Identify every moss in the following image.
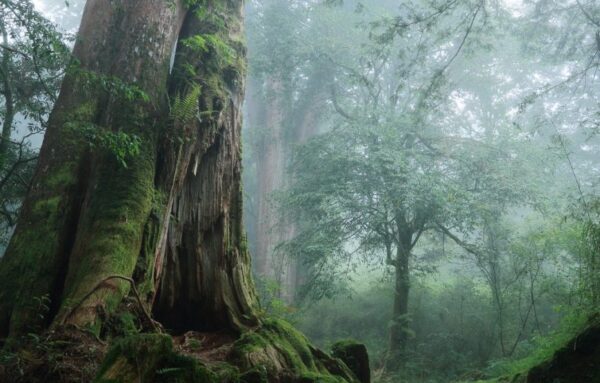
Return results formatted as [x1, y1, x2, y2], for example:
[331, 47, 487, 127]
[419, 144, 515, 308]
[211, 362, 242, 382]
[331, 340, 361, 352]
[54, 131, 158, 331]
[0, 327, 107, 383]
[0, 158, 82, 337]
[298, 372, 348, 383]
[231, 319, 358, 382]
[45, 164, 78, 189]
[238, 366, 268, 383]
[112, 312, 140, 336]
[331, 340, 369, 383]
[95, 334, 218, 383]
[132, 187, 166, 300]
[32, 196, 61, 219]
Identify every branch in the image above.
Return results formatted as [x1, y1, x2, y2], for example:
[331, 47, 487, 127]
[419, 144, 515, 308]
[440, 1, 481, 74]
[0, 43, 29, 58]
[0, 149, 37, 192]
[330, 84, 356, 121]
[385, 0, 460, 35]
[412, 1, 482, 124]
[576, 0, 600, 28]
[436, 223, 484, 258]
[410, 223, 426, 249]
[384, 237, 395, 266]
[552, 124, 592, 222]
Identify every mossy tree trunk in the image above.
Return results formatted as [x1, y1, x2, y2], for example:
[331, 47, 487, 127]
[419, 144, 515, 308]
[151, 0, 259, 333]
[0, 0, 258, 341]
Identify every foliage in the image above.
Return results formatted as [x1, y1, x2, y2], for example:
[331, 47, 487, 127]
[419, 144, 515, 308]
[254, 275, 298, 319]
[0, 0, 71, 249]
[276, 3, 535, 314]
[181, 34, 235, 65]
[578, 198, 600, 305]
[74, 123, 142, 168]
[247, 0, 600, 378]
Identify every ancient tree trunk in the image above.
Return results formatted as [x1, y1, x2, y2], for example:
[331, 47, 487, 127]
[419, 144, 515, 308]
[151, 0, 258, 332]
[0, 3, 369, 381]
[0, 0, 257, 340]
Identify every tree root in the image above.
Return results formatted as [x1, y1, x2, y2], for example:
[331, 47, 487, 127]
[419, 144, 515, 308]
[60, 275, 162, 333]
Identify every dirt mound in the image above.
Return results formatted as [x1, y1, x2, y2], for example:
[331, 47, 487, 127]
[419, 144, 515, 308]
[527, 317, 600, 383]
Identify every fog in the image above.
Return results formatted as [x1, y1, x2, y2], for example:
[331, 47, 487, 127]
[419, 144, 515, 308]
[1, 0, 599, 382]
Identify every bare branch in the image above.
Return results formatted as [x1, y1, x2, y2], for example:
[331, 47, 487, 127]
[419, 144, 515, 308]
[576, 0, 600, 28]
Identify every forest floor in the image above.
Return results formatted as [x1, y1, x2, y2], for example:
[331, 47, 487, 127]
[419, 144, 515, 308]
[0, 325, 106, 383]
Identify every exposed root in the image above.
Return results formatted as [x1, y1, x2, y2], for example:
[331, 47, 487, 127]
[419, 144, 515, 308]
[60, 275, 161, 332]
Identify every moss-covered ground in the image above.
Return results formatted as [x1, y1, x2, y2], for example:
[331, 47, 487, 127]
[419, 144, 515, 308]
[1, 317, 363, 383]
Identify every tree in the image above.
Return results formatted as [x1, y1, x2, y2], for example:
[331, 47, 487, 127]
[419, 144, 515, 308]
[0, 0, 70, 247]
[276, 0, 547, 372]
[243, 0, 354, 302]
[0, 0, 260, 338]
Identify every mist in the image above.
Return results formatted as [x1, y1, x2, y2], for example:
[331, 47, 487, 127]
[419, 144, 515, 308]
[0, 0, 599, 382]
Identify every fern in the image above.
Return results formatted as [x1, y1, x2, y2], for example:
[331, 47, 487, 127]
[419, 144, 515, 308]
[181, 35, 209, 53]
[171, 85, 202, 126]
[181, 34, 236, 65]
[204, 34, 235, 64]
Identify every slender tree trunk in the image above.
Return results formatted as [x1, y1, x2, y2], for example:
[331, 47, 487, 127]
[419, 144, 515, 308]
[387, 247, 410, 371]
[0, 17, 14, 170]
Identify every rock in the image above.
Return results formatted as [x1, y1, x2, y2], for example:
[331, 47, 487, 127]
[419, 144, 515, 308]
[331, 340, 370, 383]
[526, 317, 600, 383]
[230, 318, 359, 382]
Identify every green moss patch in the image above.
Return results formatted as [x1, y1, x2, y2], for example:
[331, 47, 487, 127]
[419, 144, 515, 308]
[230, 319, 358, 382]
[94, 334, 217, 383]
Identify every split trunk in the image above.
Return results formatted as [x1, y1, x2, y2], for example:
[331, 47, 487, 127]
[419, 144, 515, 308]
[0, 0, 257, 340]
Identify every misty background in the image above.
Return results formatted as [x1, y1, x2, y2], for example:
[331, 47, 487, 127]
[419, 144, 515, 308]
[2, 0, 599, 381]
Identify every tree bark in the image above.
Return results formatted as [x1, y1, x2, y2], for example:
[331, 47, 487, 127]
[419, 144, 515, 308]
[0, 15, 15, 170]
[151, 0, 259, 332]
[387, 248, 410, 371]
[0, 0, 258, 340]
[254, 78, 285, 280]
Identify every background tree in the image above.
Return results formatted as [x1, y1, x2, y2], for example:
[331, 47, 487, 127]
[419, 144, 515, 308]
[0, 0, 70, 247]
[243, 0, 364, 302]
[276, 1, 542, 371]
